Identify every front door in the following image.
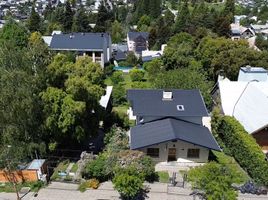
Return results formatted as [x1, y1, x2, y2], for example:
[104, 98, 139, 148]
[168, 148, 177, 162]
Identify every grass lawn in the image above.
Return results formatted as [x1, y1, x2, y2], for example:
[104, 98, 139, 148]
[105, 71, 151, 90]
[50, 160, 70, 181]
[70, 163, 78, 173]
[112, 104, 129, 115]
[0, 181, 44, 193]
[158, 171, 169, 183]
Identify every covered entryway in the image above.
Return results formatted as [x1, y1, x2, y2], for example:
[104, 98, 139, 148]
[168, 148, 177, 162]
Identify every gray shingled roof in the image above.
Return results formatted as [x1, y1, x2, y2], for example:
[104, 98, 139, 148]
[130, 118, 221, 151]
[127, 89, 208, 117]
[50, 32, 110, 51]
[128, 32, 149, 41]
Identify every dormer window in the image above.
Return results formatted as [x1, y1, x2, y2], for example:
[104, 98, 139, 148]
[177, 105, 184, 111]
[163, 91, 173, 101]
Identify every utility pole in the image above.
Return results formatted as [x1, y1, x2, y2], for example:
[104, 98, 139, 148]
[6, 145, 20, 200]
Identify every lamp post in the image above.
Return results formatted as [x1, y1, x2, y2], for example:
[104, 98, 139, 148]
[6, 145, 20, 200]
[232, 79, 259, 116]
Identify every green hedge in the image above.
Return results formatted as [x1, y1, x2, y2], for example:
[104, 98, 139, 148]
[218, 116, 268, 186]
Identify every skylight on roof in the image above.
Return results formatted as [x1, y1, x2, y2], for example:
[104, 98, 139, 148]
[177, 105, 184, 111]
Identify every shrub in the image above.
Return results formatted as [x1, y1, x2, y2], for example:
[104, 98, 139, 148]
[113, 169, 144, 199]
[87, 178, 100, 189]
[114, 150, 157, 182]
[138, 156, 157, 182]
[131, 81, 149, 89]
[157, 171, 169, 183]
[188, 162, 238, 200]
[112, 83, 126, 106]
[129, 68, 144, 82]
[83, 155, 109, 182]
[78, 179, 99, 192]
[216, 116, 268, 186]
[126, 52, 138, 67]
[110, 71, 124, 84]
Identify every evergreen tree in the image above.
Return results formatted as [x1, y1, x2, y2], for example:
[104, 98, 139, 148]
[27, 6, 41, 32]
[223, 0, 235, 23]
[149, 0, 162, 19]
[72, 6, 91, 32]
[43, 2, 54, 21]
[94, 3, 112, 32]
[174, 1, 190, 33]
[111, 20, 124, 43]
[164, 9, 175, 27]
[148, 27, 157, 49]
[63, 0, 74, 32]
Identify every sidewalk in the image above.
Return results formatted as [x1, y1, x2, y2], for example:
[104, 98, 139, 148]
[0, 181, 267, 200]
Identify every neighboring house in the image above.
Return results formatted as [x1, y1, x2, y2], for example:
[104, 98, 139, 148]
[127, 89, 220, 164]
[127, 32, 149, 54]
[141, 44, 166, 62]
[250, 23, 268, 34]
[0, 159, 47, 183]
[112, 43, 128, 61]
[230, 23, 255, 40]
[42, 30, 62, 47]
[50, 32, 112, 68]
[212, 66, 268, 152]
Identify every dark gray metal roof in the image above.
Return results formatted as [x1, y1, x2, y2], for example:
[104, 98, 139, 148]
[130, 118, 221, 151]
[50, 32, 110, 51]
[128, 32, 149, 41]
[114, 49, 127, 61]
[127, 89, 208, 117]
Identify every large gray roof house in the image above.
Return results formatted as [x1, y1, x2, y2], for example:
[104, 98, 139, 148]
[50, 32, 112, 68]
[127, 89, 220, 164]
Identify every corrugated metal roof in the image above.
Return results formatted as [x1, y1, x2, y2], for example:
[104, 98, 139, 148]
[127, 89, 208, 117]
[27, 159, 45, 170]
[130, 118, 220, 151]
[219, 80, 268, 133]
[238, 67, 268, 82]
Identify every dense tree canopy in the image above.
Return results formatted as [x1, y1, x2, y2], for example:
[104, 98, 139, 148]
[42, 55, 105, 147]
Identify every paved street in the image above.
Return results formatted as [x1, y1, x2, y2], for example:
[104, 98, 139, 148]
[0, 182, 268, 200]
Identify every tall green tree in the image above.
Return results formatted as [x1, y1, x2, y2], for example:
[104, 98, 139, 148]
[27, 5, 41, 32]
[63, 0, 74, 32]
[94, 3, 112, 32]
[223, 0, 235, 22]
[151, 65, 212, 107]
[41, 54, 105, 147]
[72, 6, 91, 32]
[111, 20, 124, 43]
[174, 1, 190, 33]
[0, 19, 29, 48]
[162, 32, 196, 69]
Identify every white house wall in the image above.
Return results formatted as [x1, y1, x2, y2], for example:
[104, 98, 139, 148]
[139, 140, 209, 163]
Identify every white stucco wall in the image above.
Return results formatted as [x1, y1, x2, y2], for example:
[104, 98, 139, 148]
[139, 140, 209, 163]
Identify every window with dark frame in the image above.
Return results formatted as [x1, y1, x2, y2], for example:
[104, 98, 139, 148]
[187, 149, 200, 158]
[147, 148, 159, 158]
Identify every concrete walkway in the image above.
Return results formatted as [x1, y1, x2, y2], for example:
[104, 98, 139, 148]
[1, 181, 267, 200]
[65, 163, 74, 174]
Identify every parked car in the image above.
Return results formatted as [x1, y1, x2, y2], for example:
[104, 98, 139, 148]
[232, 180, 268, 195]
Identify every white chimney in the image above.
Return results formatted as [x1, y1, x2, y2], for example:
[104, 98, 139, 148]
[163, 91, 173, 100]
